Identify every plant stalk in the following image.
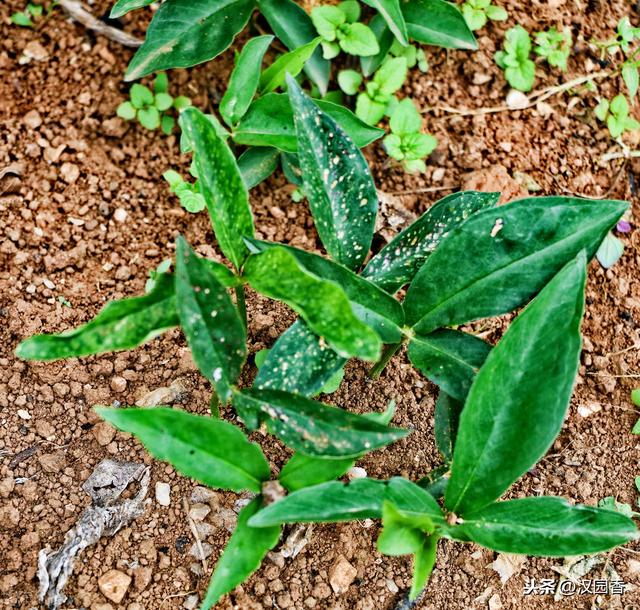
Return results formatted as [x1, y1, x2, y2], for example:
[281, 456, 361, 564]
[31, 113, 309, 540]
[235, 285, 247, 331]
[368, 342, 403, 380]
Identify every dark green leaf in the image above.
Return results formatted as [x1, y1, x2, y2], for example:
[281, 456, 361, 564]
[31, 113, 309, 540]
[220, 35, 273, 127]
[402, 0, 477, 50]
[258, 0, 330, 94]
[201, 259, 242, 288]
[238, 147, 280, 189]
[180, 107, 254, 269]
[259, 38, 320, 94]
[248, 479, 388, 526]
[15, 274, 177, 361]
[278, 404, 397, 491]
[175, 237, 246, 402]
[433, 391, 462, 463]
[243, 247, 381, 360]
[287, 76, 377, 270]
[361, 0, 408, 45]
[404, 197, 628, 334]
[233, 388, 408, 458]
[408, 329, 491, 401]
[201, 497, 280, 609]
[445, 253, 587, 515]
[362, 191, 498, 294]
[247, 239, 404, 343]
[234, 93, 383, 152]
[96, 407, 270, 492]
[385, 477, 445, 524]
[125, 0, 255, 81]
[279, 453, 355, 491]
[110, 0, 154, 18]
[416, 465, 449, 499]
[451, 497, 638, 555]
[254, 320, 346, 397]
[360, 14, 395, 77]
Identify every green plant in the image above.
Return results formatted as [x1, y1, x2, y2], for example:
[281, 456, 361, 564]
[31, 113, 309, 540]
[461, 0, 507, 32]
[534, 26, 572, 71]
[117, 73, 192, 134]
[633, 388, 640, 407]
[355, 57, 408, 124]
[311, 1, 379, 59]
[495, 25, 536, 92]
[11, 2, 43, 27]
[16, 81, 633, 608]
[595, 94, 640, 139]
[383, 98, 437, 173]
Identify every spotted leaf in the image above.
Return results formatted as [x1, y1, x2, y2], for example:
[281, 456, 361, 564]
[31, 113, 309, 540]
[233, 388, 408, 458]
[287, 75, 378, 271]
[362, 191, 498, 294]
[175, 237, 246, 402]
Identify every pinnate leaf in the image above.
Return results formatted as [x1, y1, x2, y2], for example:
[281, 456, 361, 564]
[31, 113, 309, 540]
[175, 237, 246, 403]
[287, 75, 378, 270]
[233, 388, 408, 458]
[445, 253, 587, 514]
[404, 197, 628, 334]
[180, 107, 254, 269]
[451, 497, 638, 555]
[16, 274, 177, 361]
[96, 407, 270, 492]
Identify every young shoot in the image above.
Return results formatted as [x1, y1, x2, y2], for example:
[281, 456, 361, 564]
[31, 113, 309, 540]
[495, 25, 536, 92]
[461, 0, 507, 32]
[534, 27, 572, 71]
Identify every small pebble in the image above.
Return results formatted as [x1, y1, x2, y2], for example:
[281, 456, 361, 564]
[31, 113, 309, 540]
[113, 208, 128, 223]
[17, 409, 31, 420]
[155, 482, 171, 507]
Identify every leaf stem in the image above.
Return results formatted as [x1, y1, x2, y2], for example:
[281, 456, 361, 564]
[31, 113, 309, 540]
[368, 342, 403, 380]
[235, 285, 247, 330]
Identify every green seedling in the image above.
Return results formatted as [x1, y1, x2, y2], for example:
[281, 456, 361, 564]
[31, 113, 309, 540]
[145, 259, 172, 293]
[117, 73, 191, 134]
[461, 0, 507, 32]
[595, 94, 640, 139]
[11, 2, 43, 27]
[632, 388, 640, 407]
[311, 1, 379, 59]
[163, 169, 206, 214]
[16, 78, 633, 609]
[534, 27, 572, 71]
[387, 38, 429, 72]
[355, 57, 408, 124]
[495, 25, 536, 92]
[383, 98, 437, 173]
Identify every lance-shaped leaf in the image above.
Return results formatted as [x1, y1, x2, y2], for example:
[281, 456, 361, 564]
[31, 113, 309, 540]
[234, 93, 383, 152]
[362, 191, 498, 294]
[175, 237, 246, 402]
[408, 329, 491, 401]
[278, 404, 397, 491]
[287, 75, 378, 271]
[361, 0, 408, 45]
[385, 477, 446, 524]
[233, 388, 408, 458]
[243, 247, 381, 361]
[110, 0, 154, 18]
[249, 479, 388, 526]
[247, 239, 404, 343]
[404, 197, 628, 334]
[402, 0, 477, 50]
[259, 38, 320, 94]
[255, 320, 346, 397]
[15, 273, 177, 361]
[125, 0, 255, 81]
[238, 147, 280, 190]
[96, 407, 270, 492]
[220, 35, 273, 127]
[201, 497, 280, 609]
[360, 14, 395, 77]
[258, 0, 329, 94]
[433, 391, 462, 463]
[180, 107, 254, 269]
[445, 253, 587, 515]
[450, 497, 638, 556]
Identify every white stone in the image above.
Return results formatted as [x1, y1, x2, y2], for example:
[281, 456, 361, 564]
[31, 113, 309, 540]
[155, 482, 171, 507]
[113, 208, 128, 223]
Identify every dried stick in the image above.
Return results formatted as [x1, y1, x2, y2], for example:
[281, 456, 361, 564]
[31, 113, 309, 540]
[57, 0, 143, 48]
